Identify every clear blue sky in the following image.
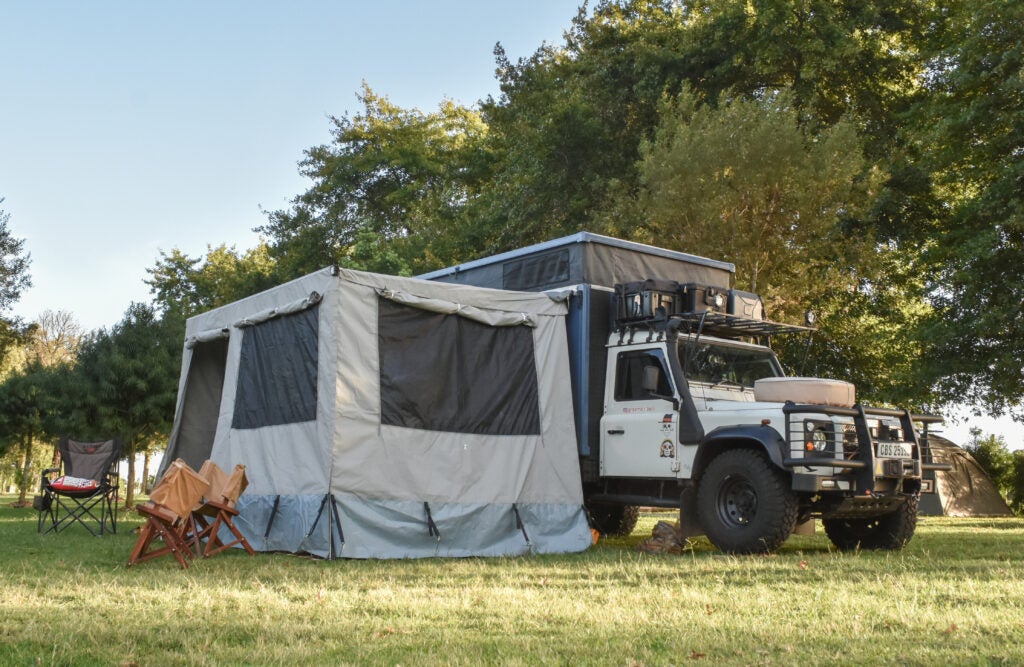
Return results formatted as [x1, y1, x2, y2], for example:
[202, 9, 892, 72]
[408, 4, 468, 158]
[0, 2, 1018, 447]
[1, 0, 581, 331]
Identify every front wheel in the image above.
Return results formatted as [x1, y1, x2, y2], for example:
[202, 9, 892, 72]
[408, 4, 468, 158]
[823, 495, 919, 551]
[696, 449, 798, 554]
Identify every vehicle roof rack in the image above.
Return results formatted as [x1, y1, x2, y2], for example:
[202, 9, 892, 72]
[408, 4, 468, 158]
[670, 312, 814, 337]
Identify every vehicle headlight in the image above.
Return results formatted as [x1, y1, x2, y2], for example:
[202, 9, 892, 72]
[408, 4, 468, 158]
[804, 421, 831, 453]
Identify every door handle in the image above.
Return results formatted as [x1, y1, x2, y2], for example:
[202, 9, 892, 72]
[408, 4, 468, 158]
[607, 428, 624, 435]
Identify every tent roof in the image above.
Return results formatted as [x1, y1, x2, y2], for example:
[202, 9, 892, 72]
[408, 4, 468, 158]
[921, 435, 1013, 517]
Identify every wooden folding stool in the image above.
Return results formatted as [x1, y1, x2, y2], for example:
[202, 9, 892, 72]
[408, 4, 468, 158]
[127, 459, 209, 569]
[188, 461, 255, 558]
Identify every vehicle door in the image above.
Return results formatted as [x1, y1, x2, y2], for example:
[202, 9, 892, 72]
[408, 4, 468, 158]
[600, 347, 679, 477]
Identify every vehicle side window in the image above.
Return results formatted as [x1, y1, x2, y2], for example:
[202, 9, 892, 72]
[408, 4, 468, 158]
[614, 349, 674, 401]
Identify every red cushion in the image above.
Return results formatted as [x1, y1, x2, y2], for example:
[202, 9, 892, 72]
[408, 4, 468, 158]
[50, 475, 99, 492]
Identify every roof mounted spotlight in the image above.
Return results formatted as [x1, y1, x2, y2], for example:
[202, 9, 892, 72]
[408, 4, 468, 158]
[805, 310, 817, 327]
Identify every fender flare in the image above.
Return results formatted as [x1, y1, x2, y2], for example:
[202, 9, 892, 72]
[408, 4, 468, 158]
[692, 425, 789, 480]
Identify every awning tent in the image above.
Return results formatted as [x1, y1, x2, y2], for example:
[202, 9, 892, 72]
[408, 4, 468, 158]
[159, 267, 592, 558]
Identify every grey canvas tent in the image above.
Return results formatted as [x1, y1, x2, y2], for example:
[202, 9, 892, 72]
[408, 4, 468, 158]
[920, 435, 1013, 517]
[158, 267, 593, 558]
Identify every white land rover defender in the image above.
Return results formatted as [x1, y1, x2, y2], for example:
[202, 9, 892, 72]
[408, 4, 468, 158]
[592, 279, 947, 553]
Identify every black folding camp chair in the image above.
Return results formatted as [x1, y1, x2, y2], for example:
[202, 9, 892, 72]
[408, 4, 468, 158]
[36, 438, 121, 536]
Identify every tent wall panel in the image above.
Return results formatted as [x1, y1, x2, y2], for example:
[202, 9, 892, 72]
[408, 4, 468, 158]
[333, 497, 590, 559]
[234, 494, 334, 555]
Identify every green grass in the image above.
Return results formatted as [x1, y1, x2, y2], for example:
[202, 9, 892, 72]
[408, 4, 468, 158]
[3, 499, 1024, 666]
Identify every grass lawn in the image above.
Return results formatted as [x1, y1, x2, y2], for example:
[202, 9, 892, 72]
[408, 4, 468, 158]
[2, 497, 1023, 666]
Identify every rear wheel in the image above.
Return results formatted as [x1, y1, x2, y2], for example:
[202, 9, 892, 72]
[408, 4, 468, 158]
[587, 504, 640, 537]
[696, 449, 798, 554]
[823, 495, 919, 551]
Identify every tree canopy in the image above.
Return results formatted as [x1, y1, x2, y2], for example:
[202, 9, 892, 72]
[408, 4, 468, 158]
[3, 0, 1020, 506]
[133, 0, 1024, 423]
[0, 200, 32, 369]
[912, 0, 1024, 418]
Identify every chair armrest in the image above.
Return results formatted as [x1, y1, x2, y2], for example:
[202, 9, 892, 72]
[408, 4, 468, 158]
[39, 468, 59, 493]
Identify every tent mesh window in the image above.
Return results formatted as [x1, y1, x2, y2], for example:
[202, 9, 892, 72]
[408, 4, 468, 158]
[502, 249, 571, 291]
[232, 305, 319, 429]
[378, 298, 541, 436]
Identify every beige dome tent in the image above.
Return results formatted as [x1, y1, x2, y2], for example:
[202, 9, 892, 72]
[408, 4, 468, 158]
[920, 435, 1013, 516]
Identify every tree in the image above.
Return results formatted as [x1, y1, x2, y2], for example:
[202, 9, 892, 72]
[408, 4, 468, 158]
[147, 244, 276, 320]
[623, 90, 876, 308]
[75, 303, 181, 507]
[609, 89, 931, 404]
[27, 310, 83, 367]
[1012, 450, 1024, 515]
[964, 427, 1016, 506]
[259, 85, 491, 281]
[913, 0, 1024, 415]
[0, 200, 31, 313]
[0, 199, 32, 367]
[477, 0, 933, 253]
[0, 362, 71, 505]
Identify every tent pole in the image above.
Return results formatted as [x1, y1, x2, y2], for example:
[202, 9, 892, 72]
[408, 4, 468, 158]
[264, 495, 281, 539]
[329, 494, 344, 559]
[512, 503, 532, 548]
[307, 494, 330, 538]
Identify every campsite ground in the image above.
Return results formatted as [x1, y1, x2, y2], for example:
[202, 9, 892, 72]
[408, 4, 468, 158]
[3, 498, 1023, 666]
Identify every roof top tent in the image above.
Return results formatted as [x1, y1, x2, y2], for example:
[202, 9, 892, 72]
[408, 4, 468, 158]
[420, 233, 736, 476]
[159, 267, 592, 559]
[417, 231, 734, 292]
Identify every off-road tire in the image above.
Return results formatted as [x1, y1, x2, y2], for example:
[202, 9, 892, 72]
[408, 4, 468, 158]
[823, 494, 919, 551]
[696, 449, 798, 554]
[587, 504, 640, 537]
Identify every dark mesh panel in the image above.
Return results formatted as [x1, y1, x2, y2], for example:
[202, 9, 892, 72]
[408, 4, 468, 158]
[232, 306, 319, 429]
[502, 249, 571, 291]
[378, 298, 541, 436]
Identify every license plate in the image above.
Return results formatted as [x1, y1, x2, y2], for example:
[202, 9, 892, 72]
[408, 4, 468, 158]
[877, 442, 912, 458]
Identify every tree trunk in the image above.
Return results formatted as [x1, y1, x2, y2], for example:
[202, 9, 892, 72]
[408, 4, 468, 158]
[124, 437, 137, 509]
[17, 435, 35, 507]
[142, 450, 151, 494]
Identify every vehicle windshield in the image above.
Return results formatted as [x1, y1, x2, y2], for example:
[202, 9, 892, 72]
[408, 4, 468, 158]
[680, 339, 783, 388]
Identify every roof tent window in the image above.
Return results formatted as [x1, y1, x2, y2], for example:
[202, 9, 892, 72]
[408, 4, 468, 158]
[378, 298, 541, 436]
[232, 305, 319, 429]
[502, 249, 570, 291]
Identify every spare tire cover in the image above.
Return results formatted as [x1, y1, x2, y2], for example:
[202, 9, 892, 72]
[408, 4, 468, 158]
[753, 377, 856, 408]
